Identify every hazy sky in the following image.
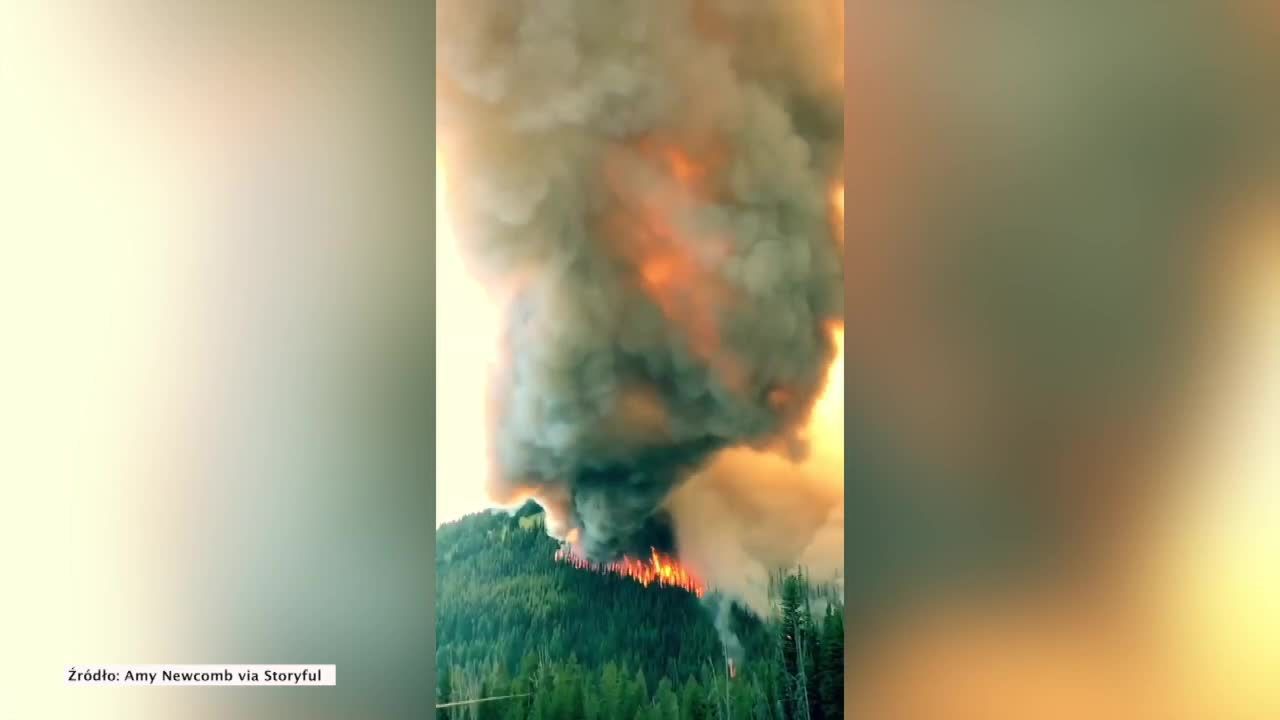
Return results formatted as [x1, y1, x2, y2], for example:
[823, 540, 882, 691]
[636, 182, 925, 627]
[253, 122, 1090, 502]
[435, 158, 504, 527]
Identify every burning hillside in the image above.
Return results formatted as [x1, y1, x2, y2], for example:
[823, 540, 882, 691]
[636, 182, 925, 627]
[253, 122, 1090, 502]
[436, 0, 845, 648]
[555, 545, 707, 598]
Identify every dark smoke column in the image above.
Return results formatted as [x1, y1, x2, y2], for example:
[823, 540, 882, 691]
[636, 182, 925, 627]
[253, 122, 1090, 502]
[437, 0, 844, 562]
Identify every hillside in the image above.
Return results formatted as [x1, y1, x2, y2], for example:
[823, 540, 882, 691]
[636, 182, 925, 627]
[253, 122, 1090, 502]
[436, 504, 845, 719]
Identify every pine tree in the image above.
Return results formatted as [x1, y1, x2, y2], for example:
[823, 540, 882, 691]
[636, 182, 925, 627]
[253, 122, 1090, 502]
[437, 511, 848, 720]
[730, 676, 756, 720]
[803, 604, 822, 719]
[681, 677, 707, 720]
[601, 661, 623, 720]
[818, 604, 844, 720]
[653, 676, 678, 720]
[778, 574, 805, 719]
[632, 667, 650, 713]
[439, 664, 453, 706]
[582, 670, 602, 720]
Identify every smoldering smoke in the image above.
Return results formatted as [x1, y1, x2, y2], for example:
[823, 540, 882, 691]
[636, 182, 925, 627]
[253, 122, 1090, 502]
[437, 0, 842, 566]
[704, 592, 745, 667]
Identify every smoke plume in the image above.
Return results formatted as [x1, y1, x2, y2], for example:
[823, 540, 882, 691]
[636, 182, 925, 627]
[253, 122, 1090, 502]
[704, 592, 745, 667]
[437, 0, 843, 584]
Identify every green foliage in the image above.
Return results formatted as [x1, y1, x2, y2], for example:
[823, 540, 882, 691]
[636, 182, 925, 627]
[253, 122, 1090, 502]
[818, 606, 845, 720]
[437, 507, 845, 718]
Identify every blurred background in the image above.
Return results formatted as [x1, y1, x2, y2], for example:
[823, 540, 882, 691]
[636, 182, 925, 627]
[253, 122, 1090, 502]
[4, 1, 1279, 717]
[844, 2, 1278, 718]
[1, 2, 434, 718]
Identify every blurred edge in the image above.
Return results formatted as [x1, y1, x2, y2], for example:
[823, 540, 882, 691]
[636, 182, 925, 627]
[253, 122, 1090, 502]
[0, 1, 436, 718]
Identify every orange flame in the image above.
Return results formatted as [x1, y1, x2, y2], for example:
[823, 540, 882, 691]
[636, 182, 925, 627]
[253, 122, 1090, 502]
[604, 139, 746, 392]
[555, 545, 707, 598]
[664, 147, 705, 188]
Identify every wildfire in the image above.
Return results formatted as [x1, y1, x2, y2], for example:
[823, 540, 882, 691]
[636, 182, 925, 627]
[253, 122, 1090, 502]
[664, 147, 705, 188]
[555, 546, 707, 598]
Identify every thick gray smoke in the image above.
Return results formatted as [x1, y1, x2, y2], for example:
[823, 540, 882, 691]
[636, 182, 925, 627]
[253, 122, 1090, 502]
[437, 0, 843, 563]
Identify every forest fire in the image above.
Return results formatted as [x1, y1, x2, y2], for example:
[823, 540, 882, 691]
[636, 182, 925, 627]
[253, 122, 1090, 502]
[555, 546, 707, 598]
[440, 0, 844, 612]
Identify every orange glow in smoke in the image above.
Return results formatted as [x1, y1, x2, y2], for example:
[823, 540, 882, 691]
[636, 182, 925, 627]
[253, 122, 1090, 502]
[614, 142, 748, 392]
[641, 256, 678, 288]
[768, 387, 794, 411]
[665, 147, 705, 188]
[808, 323, 845, 453]
[556, 546, 707, 598]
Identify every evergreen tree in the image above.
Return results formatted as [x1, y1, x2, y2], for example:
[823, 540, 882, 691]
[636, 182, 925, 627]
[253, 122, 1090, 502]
[654, 677, 680, 720]
[818, 605, 844, 720]
[437, 509, 846, 719]
[439, 663, 453, 705]
[631, 667, 649, 714]
[803, 608, 822, 719]
[680, 677, 707, 720]
[600, 661, 623, 720]
[582, 671, 602, 720]
[778, 574, 806, 719]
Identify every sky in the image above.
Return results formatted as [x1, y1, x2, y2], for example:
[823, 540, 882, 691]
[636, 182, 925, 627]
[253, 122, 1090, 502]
[435, 157, 504, 526]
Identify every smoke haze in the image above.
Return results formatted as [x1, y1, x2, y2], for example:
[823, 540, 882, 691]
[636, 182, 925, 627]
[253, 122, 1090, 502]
[436, 0, 844, 583]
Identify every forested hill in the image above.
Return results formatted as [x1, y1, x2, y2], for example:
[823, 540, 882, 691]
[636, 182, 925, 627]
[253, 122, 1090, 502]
[436, 504, 723, 683]
[436, 504, 845, 719]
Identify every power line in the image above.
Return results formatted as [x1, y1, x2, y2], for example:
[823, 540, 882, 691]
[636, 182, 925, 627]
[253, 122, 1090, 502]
[435, 692, 531, 709]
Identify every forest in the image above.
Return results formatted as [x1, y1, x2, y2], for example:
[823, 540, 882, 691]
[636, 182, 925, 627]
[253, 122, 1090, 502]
[436, 503, 845, 719]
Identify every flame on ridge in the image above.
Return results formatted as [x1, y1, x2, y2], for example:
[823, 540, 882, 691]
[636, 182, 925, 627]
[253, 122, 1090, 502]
[555, 546, 707, 598]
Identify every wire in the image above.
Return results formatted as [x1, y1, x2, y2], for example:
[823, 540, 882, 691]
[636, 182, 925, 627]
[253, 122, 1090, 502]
[435, 692, 532, 709]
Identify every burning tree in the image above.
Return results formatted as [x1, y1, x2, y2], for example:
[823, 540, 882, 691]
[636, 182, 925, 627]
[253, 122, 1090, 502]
[555, 544, 707, 597]
[436, 0, 846, 711]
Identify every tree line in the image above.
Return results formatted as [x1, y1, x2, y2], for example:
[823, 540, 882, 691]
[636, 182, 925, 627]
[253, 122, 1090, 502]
[436, 504, 844, 719]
